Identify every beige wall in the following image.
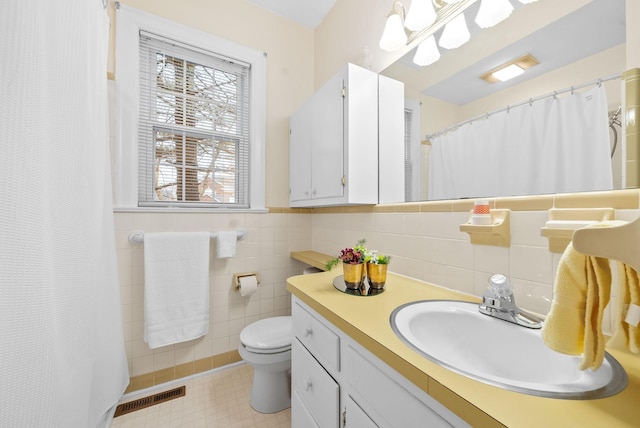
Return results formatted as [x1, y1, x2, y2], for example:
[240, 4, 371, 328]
[628, 0, 640, 70]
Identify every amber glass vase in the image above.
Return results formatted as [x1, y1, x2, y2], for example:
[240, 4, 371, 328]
[342, 263, 365, 289]
[366, 263, 388, 289]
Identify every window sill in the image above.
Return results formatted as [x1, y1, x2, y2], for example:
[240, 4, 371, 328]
[113, 206, 269, 214]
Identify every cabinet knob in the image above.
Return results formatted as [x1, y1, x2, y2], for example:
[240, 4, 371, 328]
[305, 380, 313, 391]
[304, 327, 313, 337]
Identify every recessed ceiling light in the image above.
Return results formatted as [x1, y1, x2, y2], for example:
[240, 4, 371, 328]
[492, 64, 525, 81]
[480, 54, 539, 83]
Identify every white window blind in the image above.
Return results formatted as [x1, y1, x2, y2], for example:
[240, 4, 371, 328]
[137, 31, 250, 207]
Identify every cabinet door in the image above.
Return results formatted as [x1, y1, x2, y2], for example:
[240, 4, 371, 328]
[378, 74, 405, 204]
[346, 344, 453, 428]
[292, 338, 340, 427]
[289, 98, 313, 202]
[292, 390, 320, 428]
[310, 69, 344, 201]
[345, 395, 378, 428]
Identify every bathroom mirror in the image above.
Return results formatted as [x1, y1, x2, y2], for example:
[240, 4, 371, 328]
[381, 0, 627, 201]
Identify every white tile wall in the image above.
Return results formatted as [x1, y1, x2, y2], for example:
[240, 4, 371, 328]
[114, 211, 311, 377]
[115, 207, 640, 378]
[312, 208, 640, 332]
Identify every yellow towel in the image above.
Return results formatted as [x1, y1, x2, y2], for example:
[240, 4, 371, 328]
[541, 242, 611, 370]
[609, 262, 640, 354]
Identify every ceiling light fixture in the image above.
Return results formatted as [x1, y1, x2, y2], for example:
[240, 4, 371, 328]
[475, 0, 514, 29]
[492, 64, 524, 81]
[480, 54, 539, 83]
[378, 0, 537, 68]
[379, 1, 408, 52]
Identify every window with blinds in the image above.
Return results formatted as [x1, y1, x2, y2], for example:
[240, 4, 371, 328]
[137, 32, 250, 208]
[404, 107, 414, 202]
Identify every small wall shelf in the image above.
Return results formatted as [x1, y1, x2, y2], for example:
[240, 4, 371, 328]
[540, 208, 615, 253]
[460, 209, 511, 247]
[573, 216, 640, 272]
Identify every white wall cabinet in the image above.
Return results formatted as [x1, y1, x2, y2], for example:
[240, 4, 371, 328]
[291, 296, 470, 428]
[289, 63, 404, 207]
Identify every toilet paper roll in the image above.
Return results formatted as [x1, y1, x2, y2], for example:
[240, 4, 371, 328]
[238, 275, 258, 297]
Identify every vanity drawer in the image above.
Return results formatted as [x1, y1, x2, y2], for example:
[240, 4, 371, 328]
[293, 301, 340, 371]
[292, 338, 340, 428]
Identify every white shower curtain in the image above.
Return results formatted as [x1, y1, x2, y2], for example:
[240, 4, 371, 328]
[428, 85, 614, 200]
[0, 1, 129, 427]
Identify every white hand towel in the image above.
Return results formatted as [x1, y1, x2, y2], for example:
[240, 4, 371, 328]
[143, 232, 210, 349]
[216, 230, 237, 258]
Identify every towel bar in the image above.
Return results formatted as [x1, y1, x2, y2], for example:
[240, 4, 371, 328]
[128, 230, 246, 245]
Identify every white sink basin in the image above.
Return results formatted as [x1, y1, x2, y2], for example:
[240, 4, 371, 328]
[390, 300, 627, 399]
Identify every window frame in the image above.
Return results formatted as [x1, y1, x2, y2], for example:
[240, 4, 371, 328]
[404, 99, 422, 202]
[114, 4, 266, 211]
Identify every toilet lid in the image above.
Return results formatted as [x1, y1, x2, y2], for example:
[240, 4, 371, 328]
[240, 316, 292, 354]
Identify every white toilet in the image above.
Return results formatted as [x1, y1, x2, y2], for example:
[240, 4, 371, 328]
[238, 316, 292, 413]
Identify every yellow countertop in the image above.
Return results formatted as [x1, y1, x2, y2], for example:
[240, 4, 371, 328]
[287, 253, 640, 428]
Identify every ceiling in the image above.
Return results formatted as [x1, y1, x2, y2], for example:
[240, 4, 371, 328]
[249, 0, 626, 105]
[414, 0, 626, 105]
[246, 0, 336, 29]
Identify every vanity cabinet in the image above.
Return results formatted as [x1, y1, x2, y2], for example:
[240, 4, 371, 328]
[289, 63, 404, 207]
[291, 296, 468, 428]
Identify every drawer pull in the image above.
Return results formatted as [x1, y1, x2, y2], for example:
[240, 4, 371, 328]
[305, 327, 313, 337]
[305, 380, 313, 391]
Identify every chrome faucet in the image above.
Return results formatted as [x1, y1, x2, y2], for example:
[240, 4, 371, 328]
[478, 274, 543, 329]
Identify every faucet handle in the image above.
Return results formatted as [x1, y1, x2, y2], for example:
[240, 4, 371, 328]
[488, 273, 513, 299]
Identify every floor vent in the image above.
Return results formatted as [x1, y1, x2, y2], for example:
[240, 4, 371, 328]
[114, 386, 186, 417]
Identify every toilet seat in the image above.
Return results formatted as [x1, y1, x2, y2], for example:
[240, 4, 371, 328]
[240, 316, 292, 354]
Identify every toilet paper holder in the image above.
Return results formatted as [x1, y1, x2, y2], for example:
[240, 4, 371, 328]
[234, 272, 260, 289]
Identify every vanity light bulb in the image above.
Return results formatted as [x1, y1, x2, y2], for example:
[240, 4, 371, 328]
[438, 13, 470, 50]
[379, 12, 407, 51]
[413, 35, 440, 66]
[405, 0, 437, 31]
[475, 0, 513, 29]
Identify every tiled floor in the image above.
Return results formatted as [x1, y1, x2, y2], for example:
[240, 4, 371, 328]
[110, 363, 291, 428]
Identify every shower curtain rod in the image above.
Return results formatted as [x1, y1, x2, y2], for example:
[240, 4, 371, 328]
[425, 72, 622, 141]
